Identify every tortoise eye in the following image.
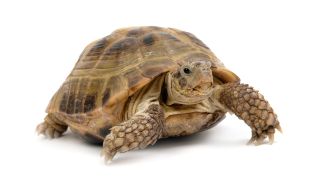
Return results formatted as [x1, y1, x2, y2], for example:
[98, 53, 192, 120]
[183, 67, 192, 75]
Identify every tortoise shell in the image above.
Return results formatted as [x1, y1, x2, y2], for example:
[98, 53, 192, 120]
[46, 26, 223, 116]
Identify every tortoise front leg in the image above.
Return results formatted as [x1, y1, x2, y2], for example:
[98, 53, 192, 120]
[217, 82, 282, 145]
[101, 103, 164, 162]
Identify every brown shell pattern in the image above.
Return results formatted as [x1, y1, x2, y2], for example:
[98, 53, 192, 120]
[46, 26, 222, 115]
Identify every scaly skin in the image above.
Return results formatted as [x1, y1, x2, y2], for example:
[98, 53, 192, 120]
[219, 82, 282, 145]
[101, 104, 164, 162]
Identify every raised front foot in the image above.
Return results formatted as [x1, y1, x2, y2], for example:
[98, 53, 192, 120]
[36, 114, 68, 138]
[219, 83, 282, 145]
[101, 104, 164, 162]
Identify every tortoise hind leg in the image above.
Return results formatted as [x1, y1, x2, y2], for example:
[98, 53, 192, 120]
[36, 113, 68, 138]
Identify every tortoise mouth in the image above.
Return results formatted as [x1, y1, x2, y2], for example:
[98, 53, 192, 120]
[178, 82, 213, 97]
[193, 82, 212, 92]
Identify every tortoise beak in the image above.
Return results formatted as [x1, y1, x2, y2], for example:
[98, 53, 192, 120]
[212, 67, 240, 83]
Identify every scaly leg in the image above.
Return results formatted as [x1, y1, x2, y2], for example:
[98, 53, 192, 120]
[101, 103, 164, 162]
[36, 113, 68, 138]
[218, 83, 282, 145]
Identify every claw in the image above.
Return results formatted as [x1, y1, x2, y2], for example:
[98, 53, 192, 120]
[247, 131, 257, 145]
[36, 128, 42, 135]
[100, 150, 105, 157]
[101, 148, 116, 164]
[53, 131, 61, 138]
[247, 136, 256, 145]
[36, 123, 46, 135]
[45, 128, 54, 138]
[247, 139, 254, 145]
[104, 154, 113, 164]
[268, 133, 274, 144]
[105, 159, 112, 165]
[254, 136, 265, 146]
[104, 154, 115, 164]
[275, 124, 283, 133]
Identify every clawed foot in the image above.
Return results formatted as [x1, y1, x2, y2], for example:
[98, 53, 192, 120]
[101, 111, 162, 162]
[219, 83, 282, 146]
[36, 122, 64, 138]
[100, 126, 141, 163]
[247, 124, 282, 145]
[100, 131, 120, 163]
[36, 114, 68, 139]
[100, 122, 158, 162]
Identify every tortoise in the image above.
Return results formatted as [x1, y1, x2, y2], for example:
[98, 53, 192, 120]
[36, 26, 282, 162]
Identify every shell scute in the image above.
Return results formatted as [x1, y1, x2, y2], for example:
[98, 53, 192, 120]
[104, 37, 138, 56]
[139, 59, 177, 78]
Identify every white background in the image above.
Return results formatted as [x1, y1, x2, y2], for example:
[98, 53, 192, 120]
[0, 0, 319, 182]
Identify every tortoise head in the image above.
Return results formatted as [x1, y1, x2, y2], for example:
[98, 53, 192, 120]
[165, 60, 239, 105]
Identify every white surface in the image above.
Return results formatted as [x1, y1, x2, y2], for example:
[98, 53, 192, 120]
[0, 0, 319, 183]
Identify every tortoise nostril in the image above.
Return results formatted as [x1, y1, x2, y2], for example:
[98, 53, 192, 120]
[179, 78, 187, 88]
